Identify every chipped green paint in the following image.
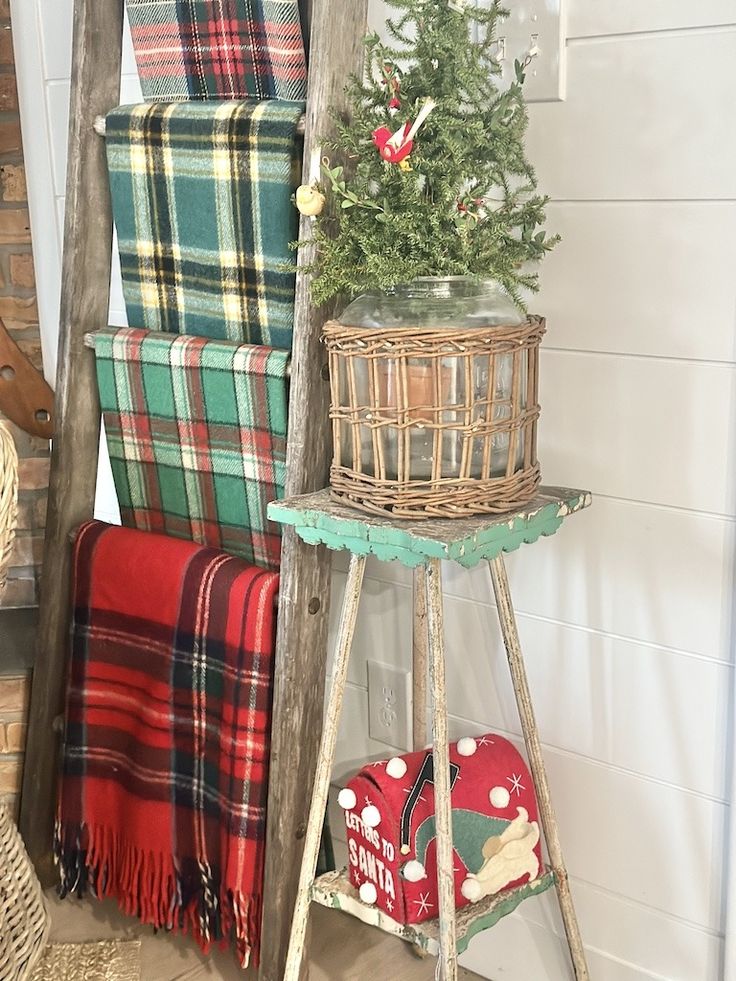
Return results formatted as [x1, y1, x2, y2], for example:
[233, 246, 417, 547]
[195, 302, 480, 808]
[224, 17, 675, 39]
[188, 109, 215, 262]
[310, 868, 556, 956]
[269, 487, 591, 569]
[455, 872, 555, 954]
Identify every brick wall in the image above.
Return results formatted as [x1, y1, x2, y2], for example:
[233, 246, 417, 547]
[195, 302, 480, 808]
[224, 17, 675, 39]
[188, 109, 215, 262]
[0, 2, 49, 816]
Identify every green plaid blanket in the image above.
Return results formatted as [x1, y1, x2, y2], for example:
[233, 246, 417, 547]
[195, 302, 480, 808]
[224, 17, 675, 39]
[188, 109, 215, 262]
[95, 328, 289, 570]
[106, 101, 303, 348]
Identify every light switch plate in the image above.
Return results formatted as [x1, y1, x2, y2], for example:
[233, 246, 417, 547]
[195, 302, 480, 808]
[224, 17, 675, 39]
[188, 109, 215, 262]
[478, 0, 566, 102]
[367, 660, 412, 751]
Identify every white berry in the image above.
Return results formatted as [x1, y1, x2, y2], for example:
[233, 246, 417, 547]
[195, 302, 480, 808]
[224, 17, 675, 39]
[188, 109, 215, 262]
[337, 788, 357, 810]
[457, 737, 477, 757]
[361, 805, 381, 828]
[490, 786, 511, 809]
[386, 757, 408, 779]
[402, 860, 427, 883]
[359, 882, 378, 905]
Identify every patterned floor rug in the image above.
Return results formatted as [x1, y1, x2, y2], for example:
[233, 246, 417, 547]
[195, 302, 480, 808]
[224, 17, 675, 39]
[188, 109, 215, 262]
[30, 940, 141, 981]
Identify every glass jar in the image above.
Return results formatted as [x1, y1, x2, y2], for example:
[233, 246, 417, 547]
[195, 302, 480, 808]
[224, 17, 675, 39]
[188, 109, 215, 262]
[338, 276, 526, 482]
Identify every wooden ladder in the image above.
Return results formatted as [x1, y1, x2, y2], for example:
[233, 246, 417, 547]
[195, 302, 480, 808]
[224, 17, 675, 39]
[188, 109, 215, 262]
[17, 2, 369, 978]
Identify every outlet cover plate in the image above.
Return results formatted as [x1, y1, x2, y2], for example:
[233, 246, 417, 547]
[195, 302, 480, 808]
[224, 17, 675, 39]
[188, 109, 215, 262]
[368, 660, 412, 752]
[478, 0, 566, 102]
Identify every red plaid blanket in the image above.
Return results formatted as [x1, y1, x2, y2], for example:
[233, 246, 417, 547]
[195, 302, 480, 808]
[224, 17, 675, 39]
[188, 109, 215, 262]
[55, 521, 279, 967]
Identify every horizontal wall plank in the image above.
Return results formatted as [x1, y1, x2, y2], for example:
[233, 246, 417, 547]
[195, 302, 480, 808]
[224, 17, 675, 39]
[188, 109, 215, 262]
[331, 572, 730, 799]
[537, 202, 736, 363]
[462, 906, 717, 981]
[526, 31, 736, 200]
[517, 875, 723, 981]
[334, 499, 734, 662]
[538, 352, 736, 516]
[449, 500, 733, 663]
[334, 685, 726, 932]
[568, 1, 736, 38]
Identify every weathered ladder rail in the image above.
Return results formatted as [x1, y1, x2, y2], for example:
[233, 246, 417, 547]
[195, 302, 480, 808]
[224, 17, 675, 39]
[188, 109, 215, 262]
[19, 13, 372, 981]
[259, 4, 369, 978]
[19, 0, 125, 882]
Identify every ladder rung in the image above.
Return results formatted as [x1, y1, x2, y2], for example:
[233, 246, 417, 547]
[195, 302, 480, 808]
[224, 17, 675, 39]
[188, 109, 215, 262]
[94, 113, 307, 137]
[83, 331, 292, 376]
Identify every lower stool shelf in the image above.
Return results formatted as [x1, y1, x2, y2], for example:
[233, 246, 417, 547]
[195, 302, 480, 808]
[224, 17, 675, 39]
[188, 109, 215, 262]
[311, 868, 556, 957]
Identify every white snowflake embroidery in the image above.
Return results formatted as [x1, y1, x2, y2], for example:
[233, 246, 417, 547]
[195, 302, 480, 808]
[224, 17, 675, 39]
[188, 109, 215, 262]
[477, 736, 495, 748]
[413, 892, 433, 916]
[367, 760, 386, 768]
[402, 788, 427, 803]
[364, 796, 373, 806]
[507, 773, 525, 796]
[386, 898, 394, 913]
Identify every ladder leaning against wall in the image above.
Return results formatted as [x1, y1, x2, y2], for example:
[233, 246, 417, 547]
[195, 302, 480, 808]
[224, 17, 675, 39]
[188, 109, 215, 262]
[18, 2, 369, 978]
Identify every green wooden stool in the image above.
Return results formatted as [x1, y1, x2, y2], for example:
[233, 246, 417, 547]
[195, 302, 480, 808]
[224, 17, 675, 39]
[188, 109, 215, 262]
[269, 486, 592, 981]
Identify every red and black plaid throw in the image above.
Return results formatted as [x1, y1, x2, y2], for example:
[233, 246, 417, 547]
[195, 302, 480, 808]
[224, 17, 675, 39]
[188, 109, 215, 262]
[55, 521, 279, 967]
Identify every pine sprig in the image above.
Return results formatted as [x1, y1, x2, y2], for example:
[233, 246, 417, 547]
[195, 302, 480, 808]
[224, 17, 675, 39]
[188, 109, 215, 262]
[305, 0, 558, 307]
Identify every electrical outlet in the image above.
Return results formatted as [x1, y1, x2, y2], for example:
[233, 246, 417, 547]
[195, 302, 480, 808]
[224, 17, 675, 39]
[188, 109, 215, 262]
[367, 660, 412, 751]
[477, 0, 566, 102]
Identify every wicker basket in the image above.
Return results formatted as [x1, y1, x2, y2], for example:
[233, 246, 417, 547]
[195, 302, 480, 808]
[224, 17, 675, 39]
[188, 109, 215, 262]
[0, 420, 18, 586]
[325, 316, 545, 518]
[0, 805, 50, 980]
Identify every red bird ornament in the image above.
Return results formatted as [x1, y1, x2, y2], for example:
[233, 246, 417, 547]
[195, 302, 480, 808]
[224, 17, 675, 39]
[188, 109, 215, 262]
[372, 98, 436, 165]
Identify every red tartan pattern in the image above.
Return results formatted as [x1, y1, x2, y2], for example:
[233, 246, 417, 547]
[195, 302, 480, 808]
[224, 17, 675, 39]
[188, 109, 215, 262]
[127, 1, 307, 102]
[56, 521, 279, 968]
[95, 328, 288, 572]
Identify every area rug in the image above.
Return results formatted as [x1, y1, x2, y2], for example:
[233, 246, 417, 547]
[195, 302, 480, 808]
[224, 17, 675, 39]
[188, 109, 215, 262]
[30, 940, 141, 981]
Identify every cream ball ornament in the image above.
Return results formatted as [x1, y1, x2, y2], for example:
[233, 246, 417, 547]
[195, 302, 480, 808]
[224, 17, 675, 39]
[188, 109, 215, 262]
[295, 183, 326, 217]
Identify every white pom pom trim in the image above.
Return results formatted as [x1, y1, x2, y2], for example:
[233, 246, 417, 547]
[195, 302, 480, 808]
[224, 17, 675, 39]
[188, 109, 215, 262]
[386, 757, 408, 779]
[361, 804, 382, 828]
[489, 786, 511, 809]
[359, 882, 378, 905]
[457, 737, 478, 757]
[461, 877, 482, 903]
[402, 860, 427, 883]
[337, 788, 357, 810]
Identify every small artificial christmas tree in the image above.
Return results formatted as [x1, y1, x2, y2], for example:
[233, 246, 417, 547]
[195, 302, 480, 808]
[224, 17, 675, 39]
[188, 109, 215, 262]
[306, 0, 558, 307]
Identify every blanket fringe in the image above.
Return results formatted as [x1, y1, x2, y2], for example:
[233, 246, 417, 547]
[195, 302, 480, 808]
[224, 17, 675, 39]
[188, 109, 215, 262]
[55, 822, 260, 967]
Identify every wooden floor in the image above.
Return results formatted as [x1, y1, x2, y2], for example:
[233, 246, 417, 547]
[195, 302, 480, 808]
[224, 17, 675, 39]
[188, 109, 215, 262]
[46, 890, 484, 980]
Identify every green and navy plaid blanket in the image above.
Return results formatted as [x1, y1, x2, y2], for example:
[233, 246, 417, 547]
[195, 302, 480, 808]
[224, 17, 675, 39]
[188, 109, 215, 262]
[126, 0, 308, 103]
[106, 101, 303, 348]
[95, 328, 288, 570]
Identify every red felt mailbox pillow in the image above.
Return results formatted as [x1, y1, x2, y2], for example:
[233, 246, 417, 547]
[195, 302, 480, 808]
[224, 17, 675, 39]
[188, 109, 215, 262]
[339, 733, 542, 924]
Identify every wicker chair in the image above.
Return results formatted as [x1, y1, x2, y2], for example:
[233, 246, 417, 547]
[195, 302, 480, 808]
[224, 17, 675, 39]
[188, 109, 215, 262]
[0, 420, 50, 979]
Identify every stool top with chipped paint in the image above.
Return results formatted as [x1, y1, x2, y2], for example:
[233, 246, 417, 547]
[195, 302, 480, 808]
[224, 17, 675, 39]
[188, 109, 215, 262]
[268, 487, 591, 569]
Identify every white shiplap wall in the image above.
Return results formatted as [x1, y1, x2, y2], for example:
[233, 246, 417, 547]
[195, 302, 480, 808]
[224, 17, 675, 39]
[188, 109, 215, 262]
[12, 1, 735, 979]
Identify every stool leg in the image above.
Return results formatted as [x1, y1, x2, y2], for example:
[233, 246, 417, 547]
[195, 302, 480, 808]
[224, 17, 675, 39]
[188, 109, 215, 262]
[425, 558, 458, 981]
[488, 555, 590, 981]
[412, 565, 428, 752]
[284, 554, 367, 981]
